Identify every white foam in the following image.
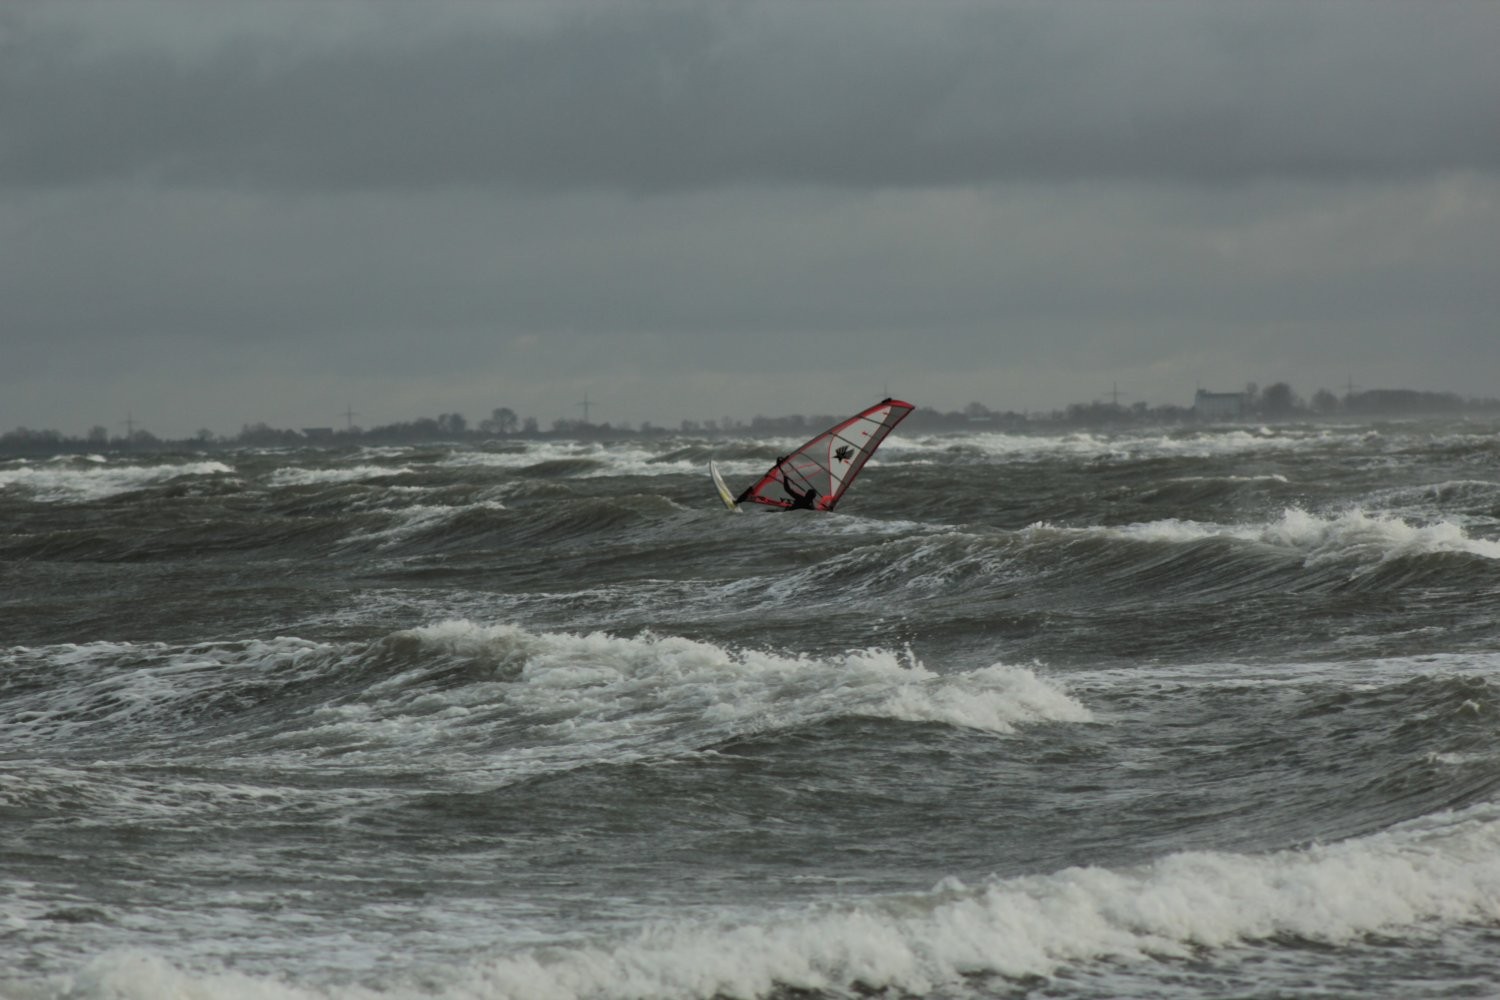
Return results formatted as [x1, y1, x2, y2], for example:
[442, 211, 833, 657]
[437, 442, 583, 469]
[267, 465, 414, 486]
[40, 804, 1500, 1000]
[339, 500, 507, 548]
[399, 621, 1090, 744]
[1070, 649, 1500, 693]
[0, 461, 235, 502]
[1029, 507, 1500, 565]
[870, 662, 1092, 732]
[896, 426, 1351, 464]
[4, 625, 1088, 804]
[922, 422, 1500, 465]
[441, 441, 691, 477]
[1166, 473, 1290, 484]
[53, 453, 109, 464]
[423, 802, 1500, 998]
[0, 637, 337, 752]
[1255, 507, 1500, 564]
[41, 951, 334, 1000]
[220, 624, 1090, 790]
[0, 764, 326, 833]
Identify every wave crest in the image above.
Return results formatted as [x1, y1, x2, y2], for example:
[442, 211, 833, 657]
[0, 460, 235, 502]
[44, 804, 1500, 1000]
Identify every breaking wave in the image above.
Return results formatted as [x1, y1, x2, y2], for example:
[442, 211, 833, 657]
[0, 460, 235, 502]
[32, 802, 1500, 1000]
[1028, 506, 1500, 568]
[267, 464, 415, 486]
[1, 623, 1090, 771]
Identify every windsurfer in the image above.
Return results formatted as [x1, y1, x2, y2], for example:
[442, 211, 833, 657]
[781, 476, 820, 510]
[724, 399, 912, 512]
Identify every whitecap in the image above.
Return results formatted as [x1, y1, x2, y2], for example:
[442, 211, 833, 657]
[1028, 507, 1500, 565]
[267, 465, 414, 486]
[439, 801, 1500, 999]
[0, 461, 235, 502]
[46, 803, 1500, 1000]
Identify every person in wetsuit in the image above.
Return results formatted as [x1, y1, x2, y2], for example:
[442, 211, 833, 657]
[733, 458, 823, 510]
[782, 476, 820, 510]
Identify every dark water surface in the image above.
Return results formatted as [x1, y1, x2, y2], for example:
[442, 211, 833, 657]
[3, 420, 1500, 999]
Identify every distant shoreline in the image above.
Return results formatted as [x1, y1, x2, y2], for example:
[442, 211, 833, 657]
[4, 394, 1497, 459]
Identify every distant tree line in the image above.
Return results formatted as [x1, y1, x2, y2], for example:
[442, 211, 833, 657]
[6, 388, 1500, 456]
[904, 384, 1500, 431]
[1231, 383, 1496, 419]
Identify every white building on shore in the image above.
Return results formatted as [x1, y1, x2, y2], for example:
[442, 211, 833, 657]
[1194, 390, 1246, 421]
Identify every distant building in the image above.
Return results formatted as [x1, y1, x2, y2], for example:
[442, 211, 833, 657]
[1194, 390, 1245, 421]
[301, 427, 335, 440]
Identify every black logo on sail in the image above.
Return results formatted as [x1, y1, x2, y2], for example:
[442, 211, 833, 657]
[834, 445, 854, 462]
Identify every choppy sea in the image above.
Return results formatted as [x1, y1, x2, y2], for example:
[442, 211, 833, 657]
[3, 418, 1500, 999]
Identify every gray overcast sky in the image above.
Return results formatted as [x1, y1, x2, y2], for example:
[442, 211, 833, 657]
[4, 0, 1498, 437]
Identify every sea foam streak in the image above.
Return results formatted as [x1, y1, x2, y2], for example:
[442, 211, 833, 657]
[453, 804, 1500, 1000]
[440, 441, 694, 477]
[0, 460, 234, 502]
[1031, 507, 1500, 565]
[267, 464, 415, 486]
[895, 427, 1349, 464]
[39, 804, 1500, 1000]
[337, 500, 508, 548]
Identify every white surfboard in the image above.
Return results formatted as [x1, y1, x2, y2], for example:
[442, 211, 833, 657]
[709, 460, 741, 512]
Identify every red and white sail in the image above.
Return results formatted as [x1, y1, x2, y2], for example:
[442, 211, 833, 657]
[735, 398, 914, 511]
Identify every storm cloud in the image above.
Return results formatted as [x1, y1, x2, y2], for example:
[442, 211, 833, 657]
[7, 3, 1498, 192]
[4, 1, 1498, 435]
